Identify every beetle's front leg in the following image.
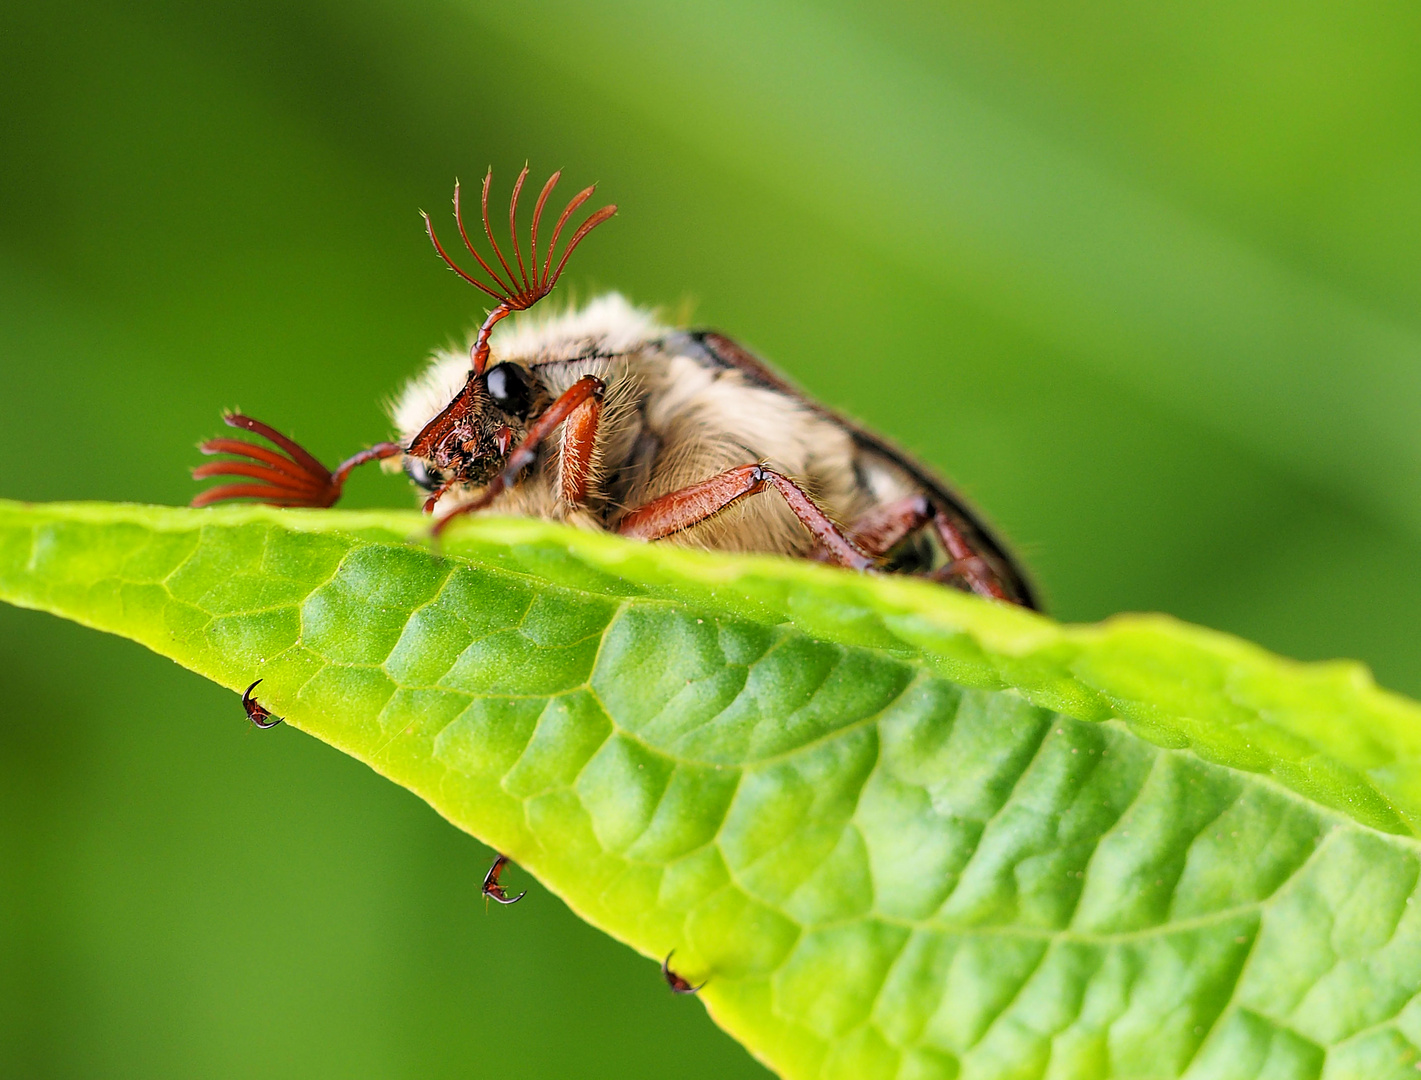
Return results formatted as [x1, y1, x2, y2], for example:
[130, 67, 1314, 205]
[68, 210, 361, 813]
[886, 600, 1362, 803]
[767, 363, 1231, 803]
[556, 384, 603, 506]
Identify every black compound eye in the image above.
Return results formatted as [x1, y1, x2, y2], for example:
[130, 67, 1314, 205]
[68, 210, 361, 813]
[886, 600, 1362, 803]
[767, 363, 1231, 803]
[404, 457, 443, 492]
[484, 363, 533, 418]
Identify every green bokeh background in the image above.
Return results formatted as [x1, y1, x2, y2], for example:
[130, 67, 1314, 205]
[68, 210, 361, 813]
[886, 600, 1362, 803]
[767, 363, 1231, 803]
[3, 2, 1420, 1076]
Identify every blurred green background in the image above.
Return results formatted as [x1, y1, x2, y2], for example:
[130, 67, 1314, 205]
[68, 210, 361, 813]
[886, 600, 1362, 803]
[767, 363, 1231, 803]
[4, 1, 1421, 1075]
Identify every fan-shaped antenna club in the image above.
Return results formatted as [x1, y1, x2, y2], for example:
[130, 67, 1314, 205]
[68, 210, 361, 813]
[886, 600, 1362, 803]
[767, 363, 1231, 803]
[423, 166, 617, 375]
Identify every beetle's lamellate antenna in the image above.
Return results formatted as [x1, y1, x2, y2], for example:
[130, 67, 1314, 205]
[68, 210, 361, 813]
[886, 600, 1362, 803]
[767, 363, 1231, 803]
[422, 166, 616, 375]
[192, 414, 401, 508]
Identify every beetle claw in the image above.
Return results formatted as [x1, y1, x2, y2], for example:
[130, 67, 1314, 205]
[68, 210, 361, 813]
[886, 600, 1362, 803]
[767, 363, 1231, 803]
[482, 853, 527, 906]
[242, 679, 283, 729]
[661, 949, 707, 994]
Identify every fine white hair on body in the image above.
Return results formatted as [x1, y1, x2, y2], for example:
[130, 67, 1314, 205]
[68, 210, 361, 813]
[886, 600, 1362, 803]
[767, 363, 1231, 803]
[388, 292, 919, 555]
[624, 351, 871, 553]
[389, 293, 661, 445]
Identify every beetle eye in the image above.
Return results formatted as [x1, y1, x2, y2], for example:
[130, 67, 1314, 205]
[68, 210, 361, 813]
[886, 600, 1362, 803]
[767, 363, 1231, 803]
[484, 363, 534, 418]
[404, 457, 443, 492]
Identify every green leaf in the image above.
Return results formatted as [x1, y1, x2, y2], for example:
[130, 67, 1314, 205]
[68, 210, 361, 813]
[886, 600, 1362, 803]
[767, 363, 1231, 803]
[4, 498, 1421, 1080]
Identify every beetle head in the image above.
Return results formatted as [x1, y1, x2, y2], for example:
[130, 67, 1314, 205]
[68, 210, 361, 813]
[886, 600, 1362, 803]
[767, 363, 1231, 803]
[406, 165, 614, 501]
[404, 361, 552, 493]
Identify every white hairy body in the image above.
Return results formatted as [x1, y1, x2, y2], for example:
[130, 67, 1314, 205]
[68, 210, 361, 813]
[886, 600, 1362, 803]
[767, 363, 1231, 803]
[390, 294, 924, 556]
[195, 172, 1032, 606]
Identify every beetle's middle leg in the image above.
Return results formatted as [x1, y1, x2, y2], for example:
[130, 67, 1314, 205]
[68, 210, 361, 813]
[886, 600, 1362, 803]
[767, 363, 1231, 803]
[617, 464, 873, 569]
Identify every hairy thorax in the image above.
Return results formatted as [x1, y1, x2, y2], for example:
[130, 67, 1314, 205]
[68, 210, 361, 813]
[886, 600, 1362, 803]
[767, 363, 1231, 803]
[389, 296, 906, 557]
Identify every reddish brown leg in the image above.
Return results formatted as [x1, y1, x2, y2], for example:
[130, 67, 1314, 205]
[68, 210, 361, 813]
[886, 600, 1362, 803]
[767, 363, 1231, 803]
[481, 853, 526, 907]
[421, 479, 460, 515]
[932, 512, 1008, 601]
[662, 950, 707, 995]
[559, 392, 603, 505]
[193, 414, 401, 508]
[431, 375, 606, 535]
[617, 464, 872, 569]
[241, 679, 283, 729]
[843, 495, 933, 558]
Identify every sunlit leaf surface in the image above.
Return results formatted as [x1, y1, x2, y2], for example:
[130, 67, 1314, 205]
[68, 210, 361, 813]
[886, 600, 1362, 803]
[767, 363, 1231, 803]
[4, 500, 1421, 1079]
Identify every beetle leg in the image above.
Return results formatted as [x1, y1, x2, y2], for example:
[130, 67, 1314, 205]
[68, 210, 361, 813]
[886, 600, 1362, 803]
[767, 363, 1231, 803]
[557, 390, 603, 507]
[819, 497, 1022, 603]
[422, 479, 458, 514]
[432, 375, 605, 535]
[617, 464, 872, 569]
[241, 679, 283, 729]
[481, 853, 527, 907]
[932, 512, 1010, 601]
[840, 495, 933, 558]
[661, 950, 707, 994]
